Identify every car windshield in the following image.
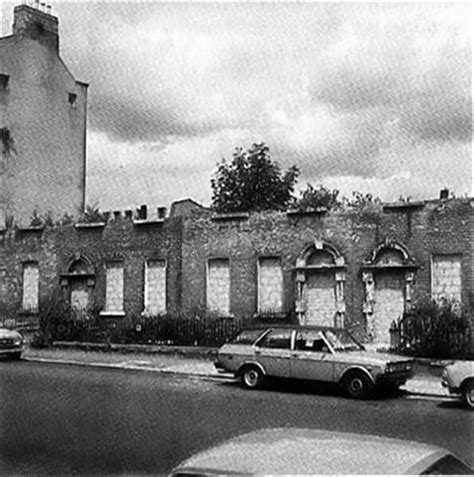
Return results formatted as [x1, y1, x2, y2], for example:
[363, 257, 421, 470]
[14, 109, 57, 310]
[323, 329, 363, 351]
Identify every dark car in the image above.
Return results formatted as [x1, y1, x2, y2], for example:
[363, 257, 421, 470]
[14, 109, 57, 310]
[0, 327, 24, 359]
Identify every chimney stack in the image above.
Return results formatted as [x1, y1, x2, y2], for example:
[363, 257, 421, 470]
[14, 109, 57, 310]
[439, 188, 449, 200]
[13, 3, 59, 53]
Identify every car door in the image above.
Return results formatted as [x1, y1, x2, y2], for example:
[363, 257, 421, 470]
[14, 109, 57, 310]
[254, 328, 292, 378]
[290, 329, 335, 382]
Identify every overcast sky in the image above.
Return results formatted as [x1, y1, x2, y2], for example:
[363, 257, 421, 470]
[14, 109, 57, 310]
[3, 1, 472, 210]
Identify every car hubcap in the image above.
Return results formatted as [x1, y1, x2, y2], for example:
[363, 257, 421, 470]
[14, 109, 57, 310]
[351, 378, 363, 393]
[245, 370, 258, 387]
[467, 388, 474, 405]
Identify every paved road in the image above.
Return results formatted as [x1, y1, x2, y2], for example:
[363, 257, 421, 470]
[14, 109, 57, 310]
[1, 361, 472, 474]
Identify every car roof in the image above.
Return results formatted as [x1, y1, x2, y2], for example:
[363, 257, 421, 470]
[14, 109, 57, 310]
[173, 428, 451, 475]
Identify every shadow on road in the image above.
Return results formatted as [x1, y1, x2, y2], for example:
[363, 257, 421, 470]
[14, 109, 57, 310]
[436, 400, 471, 412]
[216, 377, 405, 401]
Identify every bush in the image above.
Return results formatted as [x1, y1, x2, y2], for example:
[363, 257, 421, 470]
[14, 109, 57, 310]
[33, 299, 241, 348]
[396, 298, 471, 359]
[32, 295, 101, 347]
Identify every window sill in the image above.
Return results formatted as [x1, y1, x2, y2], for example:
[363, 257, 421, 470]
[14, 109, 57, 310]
[141, 310, 166, 318]
[254, 311, 286, 320]
[133, 219, 165, 226]
[99, 311, 125, 317]
[286, 207, 328, 217]
[17, 226, 44, 233]
[19, 310, 39, 316]
[211, 212, 249, 222]
[75, 222, 106, 229]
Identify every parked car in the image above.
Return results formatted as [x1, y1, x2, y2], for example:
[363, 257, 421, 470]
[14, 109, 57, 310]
[441, 360, 474, 409]
[170, 428, 473, 475]
[0, 327, 24, 360]
[215, 325, 414, 398]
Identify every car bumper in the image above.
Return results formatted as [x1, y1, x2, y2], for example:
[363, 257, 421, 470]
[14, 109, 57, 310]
[214, 361, 230, 374]
[0, 345, 23, 355]
[376, 371, 412, 386]
[441, 380, 460, 395]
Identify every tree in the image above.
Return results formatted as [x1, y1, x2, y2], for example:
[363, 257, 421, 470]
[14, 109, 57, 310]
[211, 143, 299, 213]
[344, 191, 381, 207]
[294, 184, 342, 211]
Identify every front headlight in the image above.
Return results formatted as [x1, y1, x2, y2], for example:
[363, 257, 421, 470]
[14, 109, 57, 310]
[384, 364, 392, 373]
[13, 336, 22, 346]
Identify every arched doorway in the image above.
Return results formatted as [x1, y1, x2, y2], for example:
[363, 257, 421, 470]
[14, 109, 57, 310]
[362, 240, 417, 344]
[60, 254, 96, 314]
[295, 241, 346, 327]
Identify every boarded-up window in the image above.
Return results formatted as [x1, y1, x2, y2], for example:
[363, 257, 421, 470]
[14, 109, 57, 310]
[22, 262, 39, 312]
[432, 255, 462, 302]
[258, 257, 283, 313]
[0, 207, 5, 230]
[0, 268, 7, 303]
[207, 258, 230, 315]
[105, 262, 124, 313]
[144, 260, 166, 315]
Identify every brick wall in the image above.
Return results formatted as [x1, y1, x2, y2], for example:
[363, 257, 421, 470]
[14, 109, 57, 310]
[0, 198, 472, 348]
[0, 215, 182, 327]
[181, 199, 473, 343]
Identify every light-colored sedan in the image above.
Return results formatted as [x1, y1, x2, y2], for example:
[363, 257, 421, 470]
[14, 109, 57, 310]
[441, 360, 474, 409]
[0, 327, 23, 359]
[171, 428, 473, 476]
[215, 326, 414, 398]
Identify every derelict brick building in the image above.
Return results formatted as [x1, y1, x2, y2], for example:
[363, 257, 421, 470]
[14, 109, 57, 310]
[0, 4, 472, 349]
[0, 197, 472, 348]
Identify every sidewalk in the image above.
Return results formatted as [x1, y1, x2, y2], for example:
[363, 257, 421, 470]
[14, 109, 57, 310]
[22, 344, 450, 399]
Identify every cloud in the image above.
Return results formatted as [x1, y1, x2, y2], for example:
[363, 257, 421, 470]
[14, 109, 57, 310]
[310, 3, 471, 142]
[2, 1, 470, 207]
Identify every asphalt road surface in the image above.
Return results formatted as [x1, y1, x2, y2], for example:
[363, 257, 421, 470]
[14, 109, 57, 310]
[1, 361, 473, 474]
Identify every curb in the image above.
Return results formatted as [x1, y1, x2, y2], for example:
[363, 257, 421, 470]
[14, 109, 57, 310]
[23, 356, 235, 381]
[22, 356, 450, 399]
[50, 341, 218, 359]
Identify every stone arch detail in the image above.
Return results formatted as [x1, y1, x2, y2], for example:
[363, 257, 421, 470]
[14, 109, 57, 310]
[296, 240, 346, 268]
[65, 254, 95, 276]
[295, 240, 346, 327]
[366, 239, 415, 267]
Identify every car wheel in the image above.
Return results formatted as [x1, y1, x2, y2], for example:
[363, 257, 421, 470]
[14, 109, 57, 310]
[241, 366, 264, 390]
[343, 371, 373, 399]
[461, 380, 474, 410]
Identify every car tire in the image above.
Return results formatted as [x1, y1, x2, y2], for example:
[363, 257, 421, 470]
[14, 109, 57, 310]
[342, 371, 373, 399]
[241, 365, 265, 390]
[8, 352, 22, 360]
[461, 380, 474, 410]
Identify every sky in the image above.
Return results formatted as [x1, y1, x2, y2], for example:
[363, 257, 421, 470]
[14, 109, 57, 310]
[2, 1, 472, 210]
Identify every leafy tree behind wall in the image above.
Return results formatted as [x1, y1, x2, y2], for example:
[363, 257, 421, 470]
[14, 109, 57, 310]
[211, 143, 299, 213]
[294, 184, 342, 211]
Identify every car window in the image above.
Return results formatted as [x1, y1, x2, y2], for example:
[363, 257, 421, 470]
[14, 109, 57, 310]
[422, 455, 473, 475]
[294, 330, 329, 352]
[230, 329, 266, 345]
[256, 329, 291, 349]
[323, 329, 362, 351]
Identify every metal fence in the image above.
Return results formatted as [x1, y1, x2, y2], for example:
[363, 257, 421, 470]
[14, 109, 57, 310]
[48, 314, 242, 348]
